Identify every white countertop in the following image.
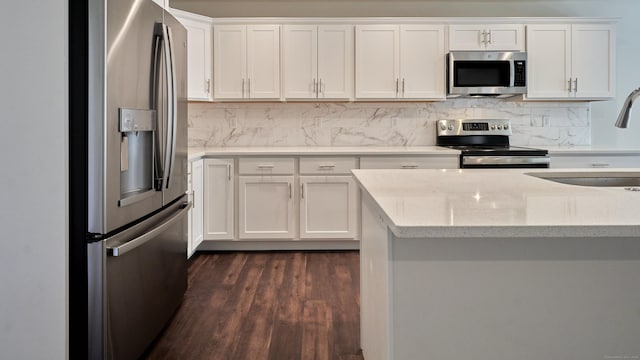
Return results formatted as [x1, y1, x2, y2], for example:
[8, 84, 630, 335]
[188, 146, 459, 160]
[352, 168, 640, 239]
[188, 145, 640, 160]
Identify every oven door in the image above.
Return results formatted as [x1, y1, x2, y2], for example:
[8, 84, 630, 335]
[461, 155, 550, 168]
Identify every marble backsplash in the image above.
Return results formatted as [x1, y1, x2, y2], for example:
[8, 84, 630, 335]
[188, 99, 591, 147]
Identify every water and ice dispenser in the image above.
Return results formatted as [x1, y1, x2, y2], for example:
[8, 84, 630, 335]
[118, 108, 156, 206]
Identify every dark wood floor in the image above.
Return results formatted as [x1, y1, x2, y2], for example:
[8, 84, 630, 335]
[144, 251, 363, 360]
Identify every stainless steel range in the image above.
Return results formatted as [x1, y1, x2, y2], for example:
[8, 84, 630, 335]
[436, 119, 550, 168]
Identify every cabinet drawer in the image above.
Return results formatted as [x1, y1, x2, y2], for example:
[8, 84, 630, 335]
[550, 155, 640, 169]
[238, 157, 295, 175]
[360, 156, 459, 169]
[299, 157, 358, 175]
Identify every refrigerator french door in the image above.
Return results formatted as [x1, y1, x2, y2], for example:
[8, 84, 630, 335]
[85, 0, 189, 358]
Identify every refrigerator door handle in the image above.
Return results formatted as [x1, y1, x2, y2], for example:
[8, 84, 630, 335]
[163, 24, 178, 190]
[107, 202, 190, 257]
[152, 25, 164, 190]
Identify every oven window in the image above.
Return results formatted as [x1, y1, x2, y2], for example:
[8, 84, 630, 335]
[454, 61, 510, 87]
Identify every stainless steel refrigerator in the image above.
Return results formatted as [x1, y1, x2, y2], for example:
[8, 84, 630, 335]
[82, 0, 189, 358]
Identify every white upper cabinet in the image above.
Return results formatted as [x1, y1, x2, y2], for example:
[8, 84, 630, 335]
[448, 24, 524, 51]
[214, 24, 281, 100]
[400, 25, 446, 99]
[570, 24, 616, 99]
[526, 23, 615, 100]
[356, 24, 445, 100]
[355, 25, 399, 99]
[173, 13, 213, 101]
[284, 25, 354, 100]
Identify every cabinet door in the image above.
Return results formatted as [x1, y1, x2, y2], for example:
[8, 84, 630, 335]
[181, 18, 212, 101]
[214, 25, 247, 99]
[485, 24, 525, 51]
[571, 24, 615, 99]
[355, 25, 400, 99]
[449, 24, 524, 51]
[190, 160, 204, 255]
[247, 25, 281, 99]
[203, 159, 234, 240]
[359, 156, 459, 169]
[318, 25, 354, 100]
[550, 154, 640, 168]
[300, 176, 358, 240]
[526, 24, 572, 99]
[448, 25, 485, 51]
[400, 25, 445, 100]
[238, 176, 295, 239]
[283, 25, 317, 99]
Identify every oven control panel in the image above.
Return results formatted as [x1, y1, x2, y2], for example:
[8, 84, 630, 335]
[437, 119, 512, 136]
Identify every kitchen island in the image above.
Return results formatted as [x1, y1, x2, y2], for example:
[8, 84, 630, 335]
[353, 168, 640, 360]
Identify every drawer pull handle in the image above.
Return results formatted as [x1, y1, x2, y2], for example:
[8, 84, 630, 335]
[401, 164, 419, 169]
[591, 163, 610, 168]
[257, 164, 275, 169]
[318, 164, 336, 169]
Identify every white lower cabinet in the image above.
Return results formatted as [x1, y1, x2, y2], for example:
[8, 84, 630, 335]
[360, 155, 459, 169]
[550, 154, 640, 168]
[238, 175, 296, 239]
[203, 158, 234, 240]
[299, 156, 359, 240]
[187, 159, 204, 258]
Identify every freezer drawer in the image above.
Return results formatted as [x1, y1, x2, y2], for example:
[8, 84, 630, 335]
[88, 196, 189, 360]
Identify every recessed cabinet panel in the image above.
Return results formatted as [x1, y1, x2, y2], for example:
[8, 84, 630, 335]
[173, 14, 213, 101]
[356, 25, 400, 99]
[300, 176, 358, 240]
[247, 25, 281, 99]
[526, 25, 571, 99]
[214, 25, 247, 99]
[550, 155, 640, 169]
[190, 159, 204, 254]
[317, 25, 353, 99]
[283, 25, 317, 98]
[238, 176, 295, 239]
[360, 156, 459, 169]
[203, 159, 234, 240]
[571, 24, 615, 99]
[400, 25, 445, 99]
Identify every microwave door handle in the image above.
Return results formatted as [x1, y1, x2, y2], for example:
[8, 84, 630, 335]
[509, 59, 515, 87]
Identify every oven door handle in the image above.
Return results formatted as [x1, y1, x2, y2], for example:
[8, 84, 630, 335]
[462, 155, 550, 166]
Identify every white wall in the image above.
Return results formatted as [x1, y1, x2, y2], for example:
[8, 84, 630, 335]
[173, 0, 640, 147]
[0, 1, 68, 359]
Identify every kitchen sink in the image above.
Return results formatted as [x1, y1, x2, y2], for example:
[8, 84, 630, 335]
[526, 171, 640, 187]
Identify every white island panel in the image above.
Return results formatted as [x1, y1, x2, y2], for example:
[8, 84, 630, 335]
[356, 169, 640, 360]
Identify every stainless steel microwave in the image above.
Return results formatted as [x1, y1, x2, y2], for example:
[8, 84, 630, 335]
[448, 51, 527, 97]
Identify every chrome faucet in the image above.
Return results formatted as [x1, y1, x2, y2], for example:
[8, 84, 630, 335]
[615, 88, 640, 128]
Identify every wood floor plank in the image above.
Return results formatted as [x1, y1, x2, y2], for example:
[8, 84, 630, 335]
[143, 251, 363, 360]
[301, 300, 333, 360]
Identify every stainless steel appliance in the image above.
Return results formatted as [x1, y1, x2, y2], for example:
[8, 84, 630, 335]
[436, 119, 550, 168]
[448, 51, 527, 97]
[80, 0, 188, 358]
